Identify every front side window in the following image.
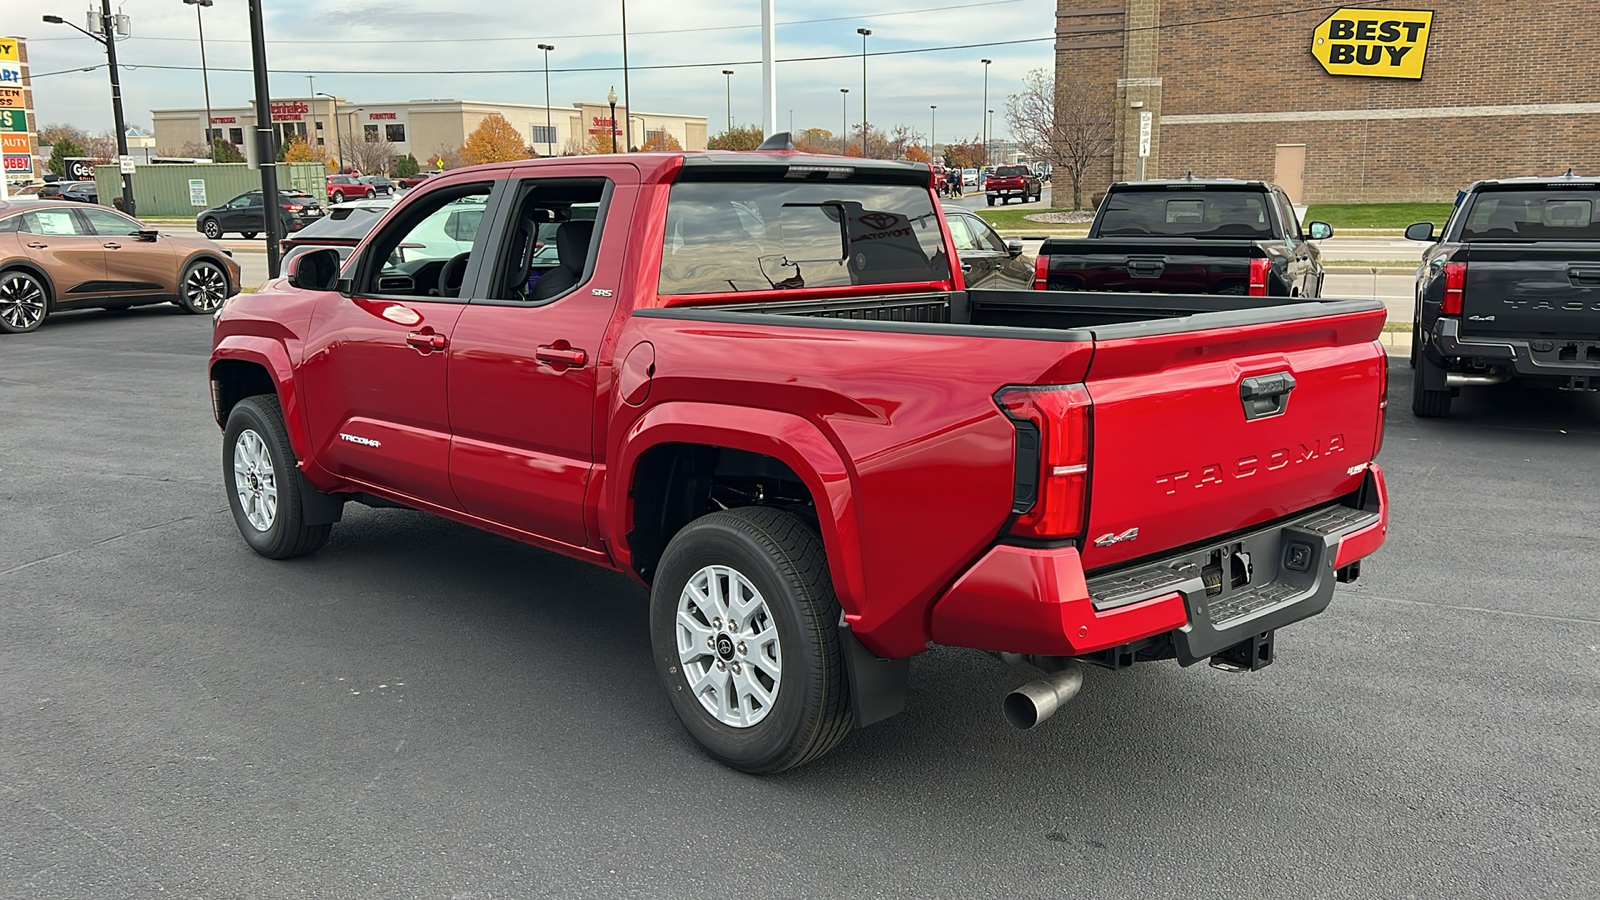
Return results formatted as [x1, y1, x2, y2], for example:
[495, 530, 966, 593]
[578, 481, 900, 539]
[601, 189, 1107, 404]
[359, 183, 493, 298]
[659, 181, 949, 295]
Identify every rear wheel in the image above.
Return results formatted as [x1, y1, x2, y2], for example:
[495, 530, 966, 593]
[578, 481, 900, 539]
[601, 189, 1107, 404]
[202, 218, 223, 239]
[176, 259, 230, 314]
[0, 269, 50, 334]
[364, 189, 376, 199]
[986, 196, 995, 207]
[1411, 357, 1452, 418]
[241, 231, 258, 240]
[223, 395, 332, 559]
[649, 507, 853, 774]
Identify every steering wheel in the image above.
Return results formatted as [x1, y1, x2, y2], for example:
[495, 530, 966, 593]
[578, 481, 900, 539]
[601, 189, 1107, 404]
[439, 252, 472, 298]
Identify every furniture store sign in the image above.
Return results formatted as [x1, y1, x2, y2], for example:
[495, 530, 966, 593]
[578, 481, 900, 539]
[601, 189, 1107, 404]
[1312, 8, 1433, 79]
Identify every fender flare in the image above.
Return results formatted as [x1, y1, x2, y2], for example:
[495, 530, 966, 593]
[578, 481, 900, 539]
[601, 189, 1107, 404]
[609, 401, 868, 623]
[209, 336, 314, 466]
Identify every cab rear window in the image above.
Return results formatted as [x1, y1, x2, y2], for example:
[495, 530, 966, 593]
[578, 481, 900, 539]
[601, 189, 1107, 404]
[1461, 189, 1600, 240]
[1097, 189, 1273, 239]
[659, 182, 950, 295]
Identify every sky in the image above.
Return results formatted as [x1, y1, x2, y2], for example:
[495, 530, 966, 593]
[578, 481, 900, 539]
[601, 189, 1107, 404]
[9, 0, 1057, 145]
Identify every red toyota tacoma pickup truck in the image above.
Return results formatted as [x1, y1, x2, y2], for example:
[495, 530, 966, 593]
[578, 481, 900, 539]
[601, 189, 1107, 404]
[209, 137, 1390, 773]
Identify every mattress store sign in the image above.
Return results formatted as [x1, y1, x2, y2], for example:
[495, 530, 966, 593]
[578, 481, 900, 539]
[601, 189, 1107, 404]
[1312, 8, 1433, 80]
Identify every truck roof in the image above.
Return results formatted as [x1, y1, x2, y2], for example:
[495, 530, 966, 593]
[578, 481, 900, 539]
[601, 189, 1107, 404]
[413, 147, 933, 187]
[1109, 178, 1279, 190]
[1465, 174, 1600, 190]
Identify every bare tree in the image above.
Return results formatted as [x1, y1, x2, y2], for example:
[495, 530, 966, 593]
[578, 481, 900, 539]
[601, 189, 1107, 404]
[350, 136, 397, 174]
[1006, 67, 1115, 209]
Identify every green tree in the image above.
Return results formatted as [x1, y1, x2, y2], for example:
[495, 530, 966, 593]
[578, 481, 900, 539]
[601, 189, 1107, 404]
[47, 137, 87, 176]
[393, 153, 420, 178]
[212, 138, 244, 163]
[707, 124, 764, 151]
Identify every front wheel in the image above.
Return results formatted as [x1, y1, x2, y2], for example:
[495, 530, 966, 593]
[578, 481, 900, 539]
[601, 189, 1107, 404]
[649, 507, 853, 774]
[176, 259, 230, 314]
[223, 395, 333, 559]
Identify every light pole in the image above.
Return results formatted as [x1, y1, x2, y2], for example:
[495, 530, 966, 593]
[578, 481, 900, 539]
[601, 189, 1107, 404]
[840, 88, 849, 155]
[988, 109, 995, 165]
[721, 70, 734, 133]
[537, 43, 555, 157]
[629, 114, 647, 149]
[620, 2, 631, 152]
[315, 93, 343, 173]
[856, 28, 871, 158]
[980, 58, 992, 163]
[608, 87, 618, 153]
[41, 5, 135, 214]
[246, 0, 281, 276]
[183, 0, 215, 161]
[930, 105, 937, 155]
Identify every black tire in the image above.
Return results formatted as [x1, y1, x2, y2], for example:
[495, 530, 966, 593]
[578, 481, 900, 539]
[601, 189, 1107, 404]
[650, 507, 853, 774]
[364, 189, 376, 199]
[986, 196, 995, 207]
[241, 231, 258, 240]
[0, 268, 51, 334]
[1411, 357, 1452, 418]
[175, 259, 231, 314]
[223, 395, 333, 559]
[201, 218, 223, 240]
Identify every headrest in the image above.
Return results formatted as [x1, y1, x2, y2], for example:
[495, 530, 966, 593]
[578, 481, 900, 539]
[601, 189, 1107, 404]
[556, 220, 594, 272]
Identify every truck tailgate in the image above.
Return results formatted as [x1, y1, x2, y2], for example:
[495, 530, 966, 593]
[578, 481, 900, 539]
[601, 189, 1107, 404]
[1077, 301, 1387, 571]
[1460, 243, 1600, 338]
[1040, 239, 1263, 294]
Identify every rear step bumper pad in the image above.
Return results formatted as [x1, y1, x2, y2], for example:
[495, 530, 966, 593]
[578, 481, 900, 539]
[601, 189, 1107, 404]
[1435, 318, 1600, 378]
[929, 466, 1387, 659]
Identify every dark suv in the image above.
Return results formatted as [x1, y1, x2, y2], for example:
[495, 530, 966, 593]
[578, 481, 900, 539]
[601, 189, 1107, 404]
[196, 190, 325, 239]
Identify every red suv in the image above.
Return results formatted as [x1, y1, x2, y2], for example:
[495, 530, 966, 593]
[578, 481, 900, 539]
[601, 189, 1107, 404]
[326, 174, 376, 204]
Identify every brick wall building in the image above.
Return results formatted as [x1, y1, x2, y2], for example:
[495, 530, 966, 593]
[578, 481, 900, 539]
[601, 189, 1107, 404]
[1055, 0, 1600, 203]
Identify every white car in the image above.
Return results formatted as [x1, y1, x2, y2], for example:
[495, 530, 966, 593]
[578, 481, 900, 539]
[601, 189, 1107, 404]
[962, 168, 979, 187]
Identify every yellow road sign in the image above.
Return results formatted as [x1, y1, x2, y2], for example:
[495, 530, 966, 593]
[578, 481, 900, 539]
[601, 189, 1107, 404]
[1312, 8, 1433, 80]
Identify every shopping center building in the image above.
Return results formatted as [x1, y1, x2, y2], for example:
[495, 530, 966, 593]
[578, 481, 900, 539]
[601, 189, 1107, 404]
[152, 96, 708, 165]
[1055, 0, 1600, 202]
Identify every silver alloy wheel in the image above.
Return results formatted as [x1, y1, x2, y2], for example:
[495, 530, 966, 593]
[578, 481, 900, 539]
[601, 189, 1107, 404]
[0, 272, 47, 331]
[184, 263, 228, 312]
[232, 428, 279, 532]
[676, 564, 782, 728]
[203, 219, 221, 239]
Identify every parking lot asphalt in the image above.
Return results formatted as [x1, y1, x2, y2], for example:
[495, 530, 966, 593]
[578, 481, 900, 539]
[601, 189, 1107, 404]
[2, 308, 1597, 899]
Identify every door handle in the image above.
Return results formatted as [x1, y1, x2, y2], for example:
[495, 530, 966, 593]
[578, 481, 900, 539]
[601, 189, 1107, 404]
[1569, 267, 1600, 286]
[1239, 372, 1297, 421]
[535, 345, 587, 367]
[103, 242, 121, 249]
[406, 330, 447, 352]
[26, 242, 47, 249]
[961, 263, 973, 272]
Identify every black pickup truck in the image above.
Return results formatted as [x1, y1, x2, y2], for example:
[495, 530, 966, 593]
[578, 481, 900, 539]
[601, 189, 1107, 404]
[1034, 180, 1333, 297]
[1406, 176, 1600, 417]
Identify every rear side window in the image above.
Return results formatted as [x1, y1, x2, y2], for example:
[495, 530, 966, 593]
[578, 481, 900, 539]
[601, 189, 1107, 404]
[659, 182, 950, 295]
[1461, 190, 1600, 240]
[1097, 190, 1273, 238]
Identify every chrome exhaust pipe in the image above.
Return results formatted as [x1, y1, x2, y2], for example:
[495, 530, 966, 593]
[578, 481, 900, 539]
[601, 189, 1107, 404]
[1002, 660, 1085, 729]
[1447, 372, 1510, 387]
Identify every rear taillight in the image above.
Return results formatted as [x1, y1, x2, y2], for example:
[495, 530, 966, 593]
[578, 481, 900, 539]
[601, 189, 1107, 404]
[1442, 261, 1466, 315]
[1033, 254, 1049, 291]
[996, 384, 1092, 539]
[1248, 257, 1271, 296]
[283, 204, 304, 212]
[1374, 354, 1388, 456]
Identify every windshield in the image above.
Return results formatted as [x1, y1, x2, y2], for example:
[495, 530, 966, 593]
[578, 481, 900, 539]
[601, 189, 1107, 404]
[291, 202, 394, 242]
[659, 181, 949, 295]
[1097, 189, 1274, 238]
[1459, 188, 1600, 240]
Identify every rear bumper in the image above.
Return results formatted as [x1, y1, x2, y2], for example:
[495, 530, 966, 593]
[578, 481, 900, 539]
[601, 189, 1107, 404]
[929, 465, 1388, 660]
[1434, 318, 1600, 379]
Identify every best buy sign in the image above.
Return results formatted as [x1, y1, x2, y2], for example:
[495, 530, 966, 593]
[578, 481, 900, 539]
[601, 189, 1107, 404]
[1312, 8, 1434, 80]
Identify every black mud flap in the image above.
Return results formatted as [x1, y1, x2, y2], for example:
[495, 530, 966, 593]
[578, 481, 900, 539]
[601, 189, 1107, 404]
[839, 617, 909, 729]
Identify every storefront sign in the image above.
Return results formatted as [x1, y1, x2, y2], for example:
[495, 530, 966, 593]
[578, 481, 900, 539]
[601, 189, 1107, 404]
[65, 157, 96, 180]
[3, 154, 31, 173]
[0, 107, 25, 132]
[211, 116, 236, 124]
[1312, 8, 1433, 79]
[369, 112, 397, 120]
[0, 38, 18, 61]
[0, 133, 27, 153]
[269, 100, 309, 121]
[0, 63, 22, 86]
[0, 87, 23, 109]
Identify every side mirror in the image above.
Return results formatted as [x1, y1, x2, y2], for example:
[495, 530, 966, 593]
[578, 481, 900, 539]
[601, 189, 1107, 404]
[1404, 222, 1436, 242]
[1006, 239, 1025, 258]
[288, 247, 342, 292]
[1306, 221, 1333, 240]
[136, 229, 160, 242]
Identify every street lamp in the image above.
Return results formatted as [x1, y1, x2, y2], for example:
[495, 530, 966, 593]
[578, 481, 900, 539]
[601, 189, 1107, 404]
[41, 5, 135, 214]
[721, 70, 734, 133]
[608, 87, 618, 153]
[537, 44, 555, 157]
[839, 88, 849, 155]
[980, 58, 992, 162]
[987, 108, 995, 165]
[314, 93, 343, 173]
[856, 28, 871, 158]
[182, 0, 215, 162]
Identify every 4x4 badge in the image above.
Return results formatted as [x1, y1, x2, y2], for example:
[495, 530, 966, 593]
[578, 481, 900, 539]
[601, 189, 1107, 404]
[1093, 527, 1139, 547]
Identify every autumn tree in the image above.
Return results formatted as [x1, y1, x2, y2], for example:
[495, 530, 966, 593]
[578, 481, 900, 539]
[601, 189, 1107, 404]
[791, 127, 836, 154]
[904, 144, 931, 164]
[707, 124, 764, 151]
[426, 146, 464, 171]
[461, 113, 532, 165]
[282, 134, 318, 163]
[562, 132, 611, 155]
[640, 130, 683, 152]
[943, 137, 988, 170]
[1007, 66, 1114, 209]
